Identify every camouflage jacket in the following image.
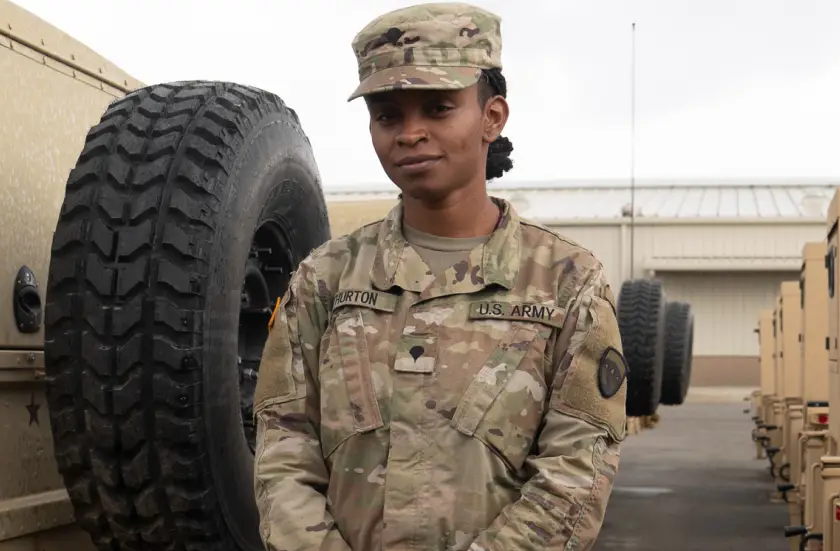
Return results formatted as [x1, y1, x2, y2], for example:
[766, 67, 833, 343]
[253, 198, 627, 551]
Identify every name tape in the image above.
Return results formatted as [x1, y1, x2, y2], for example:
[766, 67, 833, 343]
[332, 289, 397, 312]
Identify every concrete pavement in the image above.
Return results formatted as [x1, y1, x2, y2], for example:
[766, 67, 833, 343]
[593, 387, 788, 551]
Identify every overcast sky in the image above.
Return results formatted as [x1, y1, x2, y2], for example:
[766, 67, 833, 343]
[13, 0, 840, 189]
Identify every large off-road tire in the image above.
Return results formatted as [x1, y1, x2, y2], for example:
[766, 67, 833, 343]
[660, 301, 694, 405]
[43, 81, 331, 551]
[617, 278, 666, 417]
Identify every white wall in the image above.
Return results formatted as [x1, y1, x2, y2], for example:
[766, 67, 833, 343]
[657, 271, 795, 356]
[548, 220, 827, 357]
[550, 219, 826, 274]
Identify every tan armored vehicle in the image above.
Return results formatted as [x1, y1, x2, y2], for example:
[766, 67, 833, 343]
[759, 297, 788, 489]
[3, 1, 696, 550]
[753, 284, 804, 509]
[778, 190, 840, 551]
[805, 188, 840, 551]
[751, 308, 775, 459]
[1, 2, 144, 549]
[753, 195, 840, 551]
[776, 282, 805, 522]
[779, 242, 831, 551]
[752, 244, 832, 551]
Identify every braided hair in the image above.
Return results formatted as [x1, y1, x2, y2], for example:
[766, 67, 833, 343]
[478, 68, 514, 180]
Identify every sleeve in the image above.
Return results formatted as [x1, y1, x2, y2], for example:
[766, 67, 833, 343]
[252, 261, 352, 551]
[468, 262, 627, 551]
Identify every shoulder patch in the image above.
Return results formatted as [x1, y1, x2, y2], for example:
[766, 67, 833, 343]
[333, 289, 397, 313]
[469, 301, 564, 329]
[597, 347, 627, 398]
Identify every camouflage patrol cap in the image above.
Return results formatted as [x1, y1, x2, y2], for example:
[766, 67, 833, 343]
[348, 2, 503, 101]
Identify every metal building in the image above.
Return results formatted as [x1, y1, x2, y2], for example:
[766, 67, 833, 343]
[325, 178, 839, 387]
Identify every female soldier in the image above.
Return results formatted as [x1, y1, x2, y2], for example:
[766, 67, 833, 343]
[253, 3, 627, 551]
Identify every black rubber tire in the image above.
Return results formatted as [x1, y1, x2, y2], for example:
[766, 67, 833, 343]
[617, 278, 666, 417]
[660, 301, 694, 405]
[43, 81, 331, 551]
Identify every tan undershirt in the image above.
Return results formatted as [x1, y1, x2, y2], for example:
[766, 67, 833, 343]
[403, 223, 491, 277]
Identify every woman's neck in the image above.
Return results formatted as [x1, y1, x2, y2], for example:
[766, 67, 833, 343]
[401, 187, 500, 238]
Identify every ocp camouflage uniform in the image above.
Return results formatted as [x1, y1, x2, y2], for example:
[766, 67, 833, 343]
[253, 199, 627, 551]
[346, 2, 504, 101]
[254, 3, 627, 550]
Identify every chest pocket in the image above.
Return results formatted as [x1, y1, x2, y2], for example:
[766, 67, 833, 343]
[449, 302, 562, 473]
[318, 289, 395, 459]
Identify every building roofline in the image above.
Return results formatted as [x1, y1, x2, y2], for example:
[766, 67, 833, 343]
[324, 176, 840, 195]
[526, 216, 827, 226]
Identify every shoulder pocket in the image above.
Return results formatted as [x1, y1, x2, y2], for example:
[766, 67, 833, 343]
[551, 295, 628, 442]
[254, 290, 305, 414]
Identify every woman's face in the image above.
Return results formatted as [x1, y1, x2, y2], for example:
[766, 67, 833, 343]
[365, 85, 507, 203]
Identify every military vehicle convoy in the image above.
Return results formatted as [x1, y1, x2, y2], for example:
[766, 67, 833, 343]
[749, 193, 840, 551]
[2, 1, 693, 549]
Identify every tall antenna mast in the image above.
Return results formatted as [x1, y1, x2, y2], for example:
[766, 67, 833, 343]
[629, 21, 637, 278]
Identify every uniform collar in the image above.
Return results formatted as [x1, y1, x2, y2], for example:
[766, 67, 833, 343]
[370, 196, 521, 293]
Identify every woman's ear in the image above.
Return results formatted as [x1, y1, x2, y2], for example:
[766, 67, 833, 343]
[483, 95, 509, 144]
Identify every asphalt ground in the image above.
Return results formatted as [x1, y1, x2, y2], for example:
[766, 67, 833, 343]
[592, 387, 789, 551]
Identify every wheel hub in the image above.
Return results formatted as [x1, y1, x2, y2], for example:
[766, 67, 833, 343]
[238, 220, 294, 453]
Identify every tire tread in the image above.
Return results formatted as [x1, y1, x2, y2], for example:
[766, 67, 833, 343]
[44, 81, 306, 551]
[661, 301, 694, 405]
[617, 279, 666, 417]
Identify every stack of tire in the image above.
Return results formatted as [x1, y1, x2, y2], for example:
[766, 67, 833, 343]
[616, 278, 695, 417]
